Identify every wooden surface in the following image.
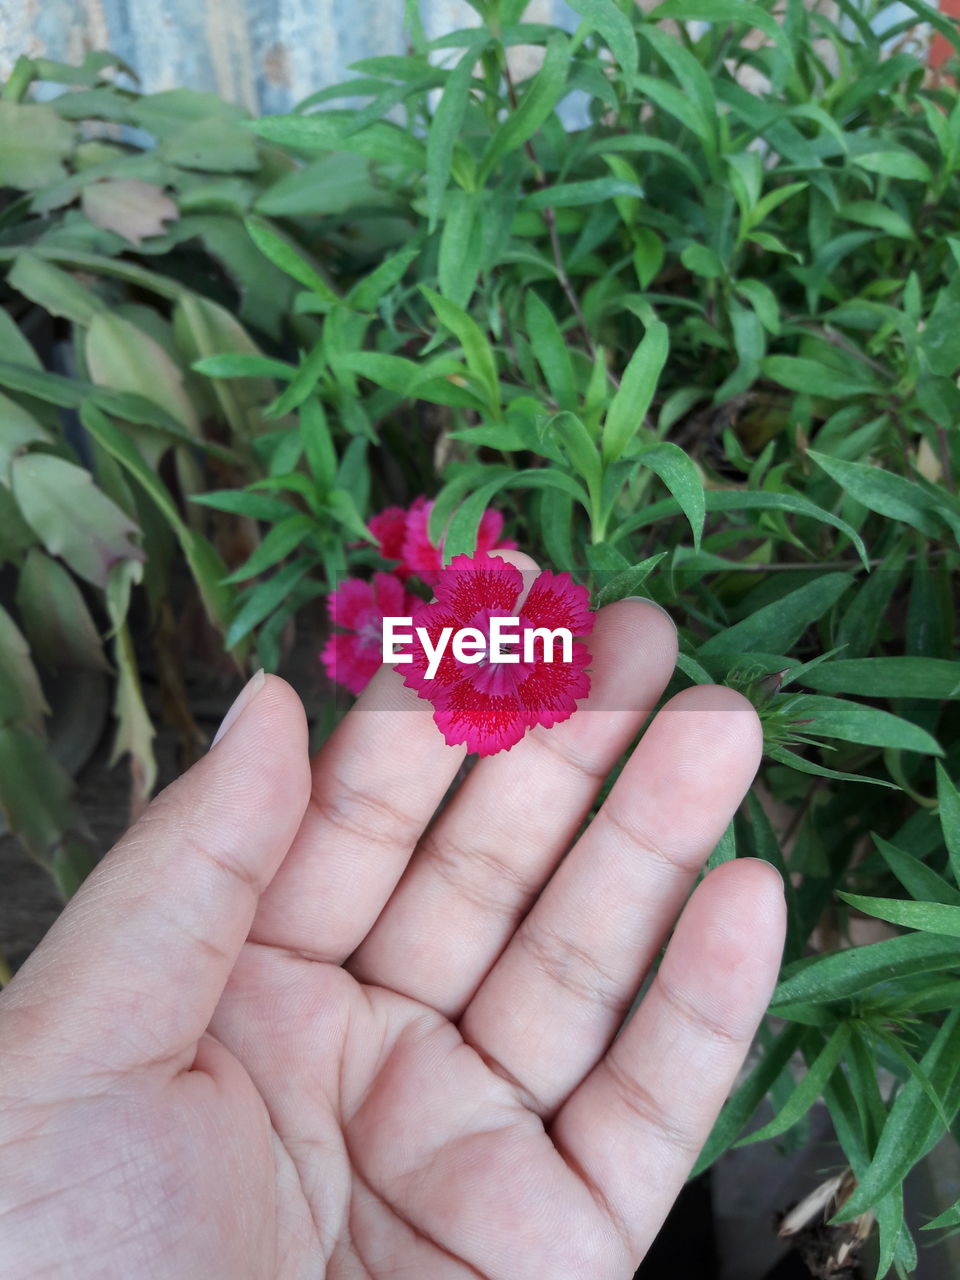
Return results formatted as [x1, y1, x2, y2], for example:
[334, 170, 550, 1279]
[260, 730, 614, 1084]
[1, 0, 575, 112]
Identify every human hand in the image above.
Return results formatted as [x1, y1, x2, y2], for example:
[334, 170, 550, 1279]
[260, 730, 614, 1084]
[0, 570, 785, 1279]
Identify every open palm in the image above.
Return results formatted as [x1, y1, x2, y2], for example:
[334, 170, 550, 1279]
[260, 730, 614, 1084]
[0, 587, 785, 1279]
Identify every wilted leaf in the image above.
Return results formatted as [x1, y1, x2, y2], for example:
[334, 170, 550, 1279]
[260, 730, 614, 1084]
[81, 179, 179, 247]
[10, 452, 143, 589]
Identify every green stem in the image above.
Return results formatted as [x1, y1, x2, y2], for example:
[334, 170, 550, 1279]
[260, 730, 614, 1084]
[1, 56, 35, 103]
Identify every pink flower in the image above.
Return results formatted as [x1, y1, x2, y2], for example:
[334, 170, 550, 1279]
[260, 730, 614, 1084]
[401, 554, 594, 756]
[321, 572, 419, 695]
[370, 496, 516, 585]
[368, 506, 408, 573]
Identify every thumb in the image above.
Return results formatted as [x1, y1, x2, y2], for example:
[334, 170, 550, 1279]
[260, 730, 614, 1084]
[1, 674, 312, 1076]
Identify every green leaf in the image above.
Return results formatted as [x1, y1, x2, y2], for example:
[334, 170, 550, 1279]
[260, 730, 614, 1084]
[594, 553, 668, 607]
[426, 45, 484, 232]
[838, 893, 960, 939]
[602, 320, 669, 463]
[567, 0, 638, 88]
[442, 468, 589, 562]
[173, 292, 279, 442]
[421, 286, 500, 414]
[222, 514, 316, 584]
[635, 442, 705, 550]
[0, 604, 47, 734]
[632, 74, 710, 141]
[833, 1008, 960, 1220]
[839, 200, 914, 240]
[921, 280, 960, 377]
[922, 1200, 960, 1231]
[735, 279, 781, 334]
[247, 115, 426, 170]
[874, 834, 960, 907]
[651, 0, 790, 55]
[299, 396, 337, 493]
[525, 290, 577, 412]
[853, 150, 933, 182]
[771, 932, 960, 1011]
[347, 247, 419, 312]
[693, 1022, 806, 1175]
[191, 353, 294, 381]
[935, 763, 960, 888]
[761, 357, 879, 399]
[736, 1024, 851, 1146]
[190, 490, 297, 522]
[438, 189, 483, 308]
[79, 404, 237, 643]
[0, 391, 49, 482]
[521, 176, 645, 210]
[699, 573, 852, 657]
[632, 227, 665, 290]
[785, 694, 942, 756]
[0, 102, 74, 189]
[8, 251, 105, 326]
[479, 32, 570, 181]
[226, 557, 314, 648]
[681, 243, 725, 279]
[549, 412, 601, 499]
[161, 115, 259, 172]
[15, 548, 109, 674]
[244, 216, 339, 305]
[807, 449, 947, 538]
[799, 657, 960, 699]
[767, 745, 898, 789]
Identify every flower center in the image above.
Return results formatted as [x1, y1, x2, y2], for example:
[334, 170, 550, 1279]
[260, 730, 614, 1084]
[461, 608, 536, 695]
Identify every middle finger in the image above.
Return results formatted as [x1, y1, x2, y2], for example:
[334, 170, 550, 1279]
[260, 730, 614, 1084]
[348, 598, 678, 1013]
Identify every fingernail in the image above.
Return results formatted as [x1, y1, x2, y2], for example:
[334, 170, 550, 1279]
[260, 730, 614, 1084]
[212, 669, 266, 747]
[621, 595, 677, 630]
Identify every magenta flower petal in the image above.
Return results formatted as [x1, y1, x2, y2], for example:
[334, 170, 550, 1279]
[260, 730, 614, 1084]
[369, 505, 409, 568]
[400, 553, 595, 755]
[323, 573, 418, 695]
[518, 642, 592, 730]
[321, 632, 382, 696]
[432, 681, 530, 756]
[476, 507, 517, 557]
[399, 496, 442, 583]
[398, 498, 516, 586]
[519, 568, 594, 636]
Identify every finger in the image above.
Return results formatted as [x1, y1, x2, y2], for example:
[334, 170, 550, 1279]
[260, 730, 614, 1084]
[459, 685, 763, 1116]
[250, 552, 540, 962]
[551, 857, 786, 1265]
[0, 674, 311, 1074]
[348, 598, 678, 1015]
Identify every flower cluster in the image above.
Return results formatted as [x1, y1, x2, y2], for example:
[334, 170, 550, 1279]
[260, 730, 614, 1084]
[320, 499, 593, 755]
[369, 495, 515, 586]
[320, 572, 420, 697]
[322, 496, 515, 696]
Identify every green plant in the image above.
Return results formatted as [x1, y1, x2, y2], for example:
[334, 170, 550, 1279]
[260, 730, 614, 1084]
[0, 55, 328, 891]
[4, 0, 960, 1270]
